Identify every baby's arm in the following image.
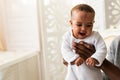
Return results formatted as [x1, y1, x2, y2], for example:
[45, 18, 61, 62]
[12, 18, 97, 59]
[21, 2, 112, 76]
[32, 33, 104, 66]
[61, 32, 79, 64]
[91, 32, 107, 66]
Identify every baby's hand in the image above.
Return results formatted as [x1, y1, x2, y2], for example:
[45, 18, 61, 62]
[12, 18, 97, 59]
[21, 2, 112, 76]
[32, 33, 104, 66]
[86, 57, 99, 66]
[75, 57, 84, 66]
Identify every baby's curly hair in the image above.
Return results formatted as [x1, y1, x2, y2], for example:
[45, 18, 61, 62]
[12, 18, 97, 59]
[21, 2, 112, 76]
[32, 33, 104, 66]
[71, 4, 95, 16]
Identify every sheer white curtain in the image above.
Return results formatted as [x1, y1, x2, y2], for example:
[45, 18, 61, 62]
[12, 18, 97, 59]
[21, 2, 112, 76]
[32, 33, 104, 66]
[0, 1, 6, 51]
[0, 27, 6, 51]
[38, 0, 106, 80]
[0, 0, 39, 51]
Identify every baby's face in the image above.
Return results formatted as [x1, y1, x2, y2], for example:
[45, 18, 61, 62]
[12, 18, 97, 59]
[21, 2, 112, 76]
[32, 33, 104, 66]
[70, 10, 94, 39]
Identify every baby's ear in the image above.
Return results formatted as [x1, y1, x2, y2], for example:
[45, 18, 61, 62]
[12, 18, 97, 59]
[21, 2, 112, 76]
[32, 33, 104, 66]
[69, 20, 72, 25]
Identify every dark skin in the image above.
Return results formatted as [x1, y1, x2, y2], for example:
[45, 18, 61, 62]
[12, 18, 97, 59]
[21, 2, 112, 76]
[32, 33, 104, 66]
[63, 41, 120, 80]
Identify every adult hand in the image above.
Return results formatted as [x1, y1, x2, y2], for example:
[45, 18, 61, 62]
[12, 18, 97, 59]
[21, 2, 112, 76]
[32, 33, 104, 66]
[63, 41, 95, 66]
[72, 41, 95, 60]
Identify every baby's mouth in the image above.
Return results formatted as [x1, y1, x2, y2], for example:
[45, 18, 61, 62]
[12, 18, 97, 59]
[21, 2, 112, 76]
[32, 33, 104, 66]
[79, 32, 86, 36]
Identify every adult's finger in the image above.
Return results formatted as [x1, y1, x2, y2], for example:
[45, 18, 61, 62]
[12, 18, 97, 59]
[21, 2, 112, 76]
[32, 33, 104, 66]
[79, 41, 96, 54]
[63, 59, 68, 66]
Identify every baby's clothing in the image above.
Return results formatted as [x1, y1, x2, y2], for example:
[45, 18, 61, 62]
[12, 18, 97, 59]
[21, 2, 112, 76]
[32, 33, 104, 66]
[61, 29, 107, 80]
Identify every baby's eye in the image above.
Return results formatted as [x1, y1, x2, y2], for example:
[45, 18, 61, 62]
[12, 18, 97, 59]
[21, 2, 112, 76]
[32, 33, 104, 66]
[86, 24, 92, 27]
[77, 24, 82, 27]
